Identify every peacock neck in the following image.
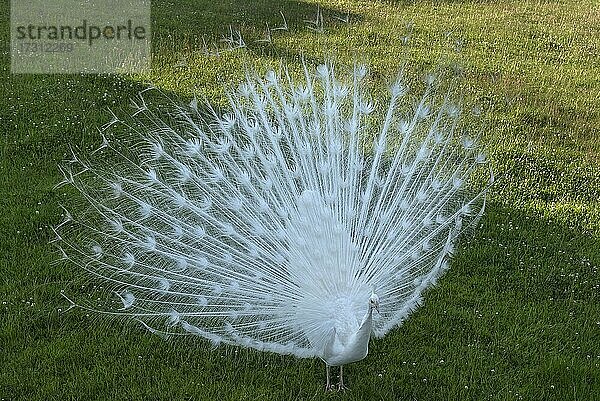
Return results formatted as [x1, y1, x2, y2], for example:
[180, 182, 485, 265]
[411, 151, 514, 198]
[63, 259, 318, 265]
[355, 307, 374, 343]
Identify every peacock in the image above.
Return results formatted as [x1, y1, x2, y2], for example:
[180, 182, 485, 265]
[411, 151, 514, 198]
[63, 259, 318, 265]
[56, 61, 491, 391]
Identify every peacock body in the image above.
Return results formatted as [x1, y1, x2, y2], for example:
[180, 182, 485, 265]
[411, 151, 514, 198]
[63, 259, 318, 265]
[57, 61, 490, 389]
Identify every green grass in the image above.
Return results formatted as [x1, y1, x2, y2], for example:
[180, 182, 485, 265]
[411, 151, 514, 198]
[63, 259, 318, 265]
[1, 0, 599, 400]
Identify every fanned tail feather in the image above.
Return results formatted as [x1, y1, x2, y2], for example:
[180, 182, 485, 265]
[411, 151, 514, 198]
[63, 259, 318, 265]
[57, 61, 490, 357]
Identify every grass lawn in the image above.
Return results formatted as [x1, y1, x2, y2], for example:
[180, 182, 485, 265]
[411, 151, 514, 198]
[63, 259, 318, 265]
[1, 0, 599, 400]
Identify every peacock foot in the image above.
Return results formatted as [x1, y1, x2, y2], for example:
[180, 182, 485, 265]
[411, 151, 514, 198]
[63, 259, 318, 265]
[337, 382, 349, 392]
[325, 383, 336, 392]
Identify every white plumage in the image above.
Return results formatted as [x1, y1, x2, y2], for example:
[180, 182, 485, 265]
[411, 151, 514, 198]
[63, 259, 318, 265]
[56, 61, 490, 390]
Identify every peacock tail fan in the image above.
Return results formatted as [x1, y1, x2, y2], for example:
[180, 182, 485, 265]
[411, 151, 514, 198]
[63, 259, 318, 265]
[55, 60, 492, 358]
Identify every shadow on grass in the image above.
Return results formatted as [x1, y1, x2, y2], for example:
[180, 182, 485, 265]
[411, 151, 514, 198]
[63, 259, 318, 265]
[152, 0, 362, 38]
[144, 0, 367, 93]
[151, 0, 362, 58]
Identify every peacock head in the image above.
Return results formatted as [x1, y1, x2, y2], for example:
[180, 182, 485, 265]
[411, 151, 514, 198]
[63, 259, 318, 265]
[369, 292, 380, 313]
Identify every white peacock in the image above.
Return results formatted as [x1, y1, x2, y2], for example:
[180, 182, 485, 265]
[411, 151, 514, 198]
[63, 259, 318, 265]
[56, 61, 491, 390]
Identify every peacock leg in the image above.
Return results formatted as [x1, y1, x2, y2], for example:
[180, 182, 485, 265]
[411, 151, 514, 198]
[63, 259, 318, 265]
[337, 365, 348, 391]
[325, 364, 334, 391]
